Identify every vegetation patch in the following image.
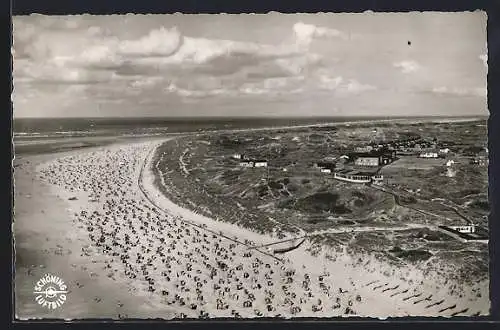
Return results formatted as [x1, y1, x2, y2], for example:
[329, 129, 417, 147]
[469, 199, 489, 211]
[293, 192, 352, 214]
[389, 246, 433, 262]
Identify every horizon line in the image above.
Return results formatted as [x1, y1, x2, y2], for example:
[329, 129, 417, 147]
[12, 114, 489, 120]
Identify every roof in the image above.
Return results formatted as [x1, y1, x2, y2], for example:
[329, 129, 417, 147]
[338, 165, 380, 173]
[351, 149, 394, 158]
[240, 159, 267, 162]
[356, 155, 381, 158]
[316, 162, 336, 167]
[352, 152, 380, 158]
[338, 168, 380, 175]
[355, 171, 380, 176]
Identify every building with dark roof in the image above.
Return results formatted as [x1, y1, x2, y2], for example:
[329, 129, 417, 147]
[351, 149, 396, 167]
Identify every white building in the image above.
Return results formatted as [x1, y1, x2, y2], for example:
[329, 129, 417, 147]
[419, 152, 439, 158]
[446, 160, 455, 167]
[371, 174, 384, 184]
[355, 156, 380, 167]
[449, 225, 476, 234]
[440, 148, 451, 154]
[232, 154, 244, 159]
[239, 161, 254, 167]
[239, 159, 267, 167]
[320, 168, 332, 173]
[254, 161, 268, 168]
[472, 156, 488, 166]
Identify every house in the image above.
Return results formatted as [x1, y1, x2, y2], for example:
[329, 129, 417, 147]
[239, 160, 254, 167]
[470, 156, 488, 166]
[315, 162, 336, 173]
[380, 150, 396, 165]
[419, 152, 439, 158]
[471, 149, 489, 166]
[232, 153, 244, 160]
[240, 159, 268, 168]
[439, 148, 451, 154]
[354, 154, 380, 167]
[254, 160, 268, 168]
[449, 225, 476, 234]
[446, 160, 455, 167]
[371, 174, 384, 184]
[352, 149, 396, 167]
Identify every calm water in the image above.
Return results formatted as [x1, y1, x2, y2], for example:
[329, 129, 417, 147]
[13, 116, 484, 139]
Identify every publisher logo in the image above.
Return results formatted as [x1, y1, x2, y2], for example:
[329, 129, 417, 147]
[33, 273, 68, 310]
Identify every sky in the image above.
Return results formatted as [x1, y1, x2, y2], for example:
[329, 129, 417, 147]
[12, 12, 488, 118]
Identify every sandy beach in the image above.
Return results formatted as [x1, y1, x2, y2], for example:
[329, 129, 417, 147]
[14, 144, 178, 319]
[14, 138, 489, 319]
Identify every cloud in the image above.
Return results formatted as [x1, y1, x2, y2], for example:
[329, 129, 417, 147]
[118, 27, 182, 57]
[238, 76, 305, 96]
[316, 73, 375, 94]
[14, 58, 116, 84]
[318, 75, 343, 90]
[432, 86, 486, 97]
[393, 60, 420, 74]
[293, 22, 348, 48]
[165, 82, 234, 98]
[345, 80, 376, 93]
[130, 76, 164, 88]
[275, 53, 323, 75]
[13, 23, 304, 83]
[164, 75, 307, 99]
[13, 15, 374, 111]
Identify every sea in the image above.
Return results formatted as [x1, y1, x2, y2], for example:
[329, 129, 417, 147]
[13, 116, 486, 140]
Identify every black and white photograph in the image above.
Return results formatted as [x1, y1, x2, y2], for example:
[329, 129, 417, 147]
[12, 11, 489, 319]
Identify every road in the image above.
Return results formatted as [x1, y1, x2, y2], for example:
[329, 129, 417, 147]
[250, 223, 435, 249]
[369, 184, 463, 223]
